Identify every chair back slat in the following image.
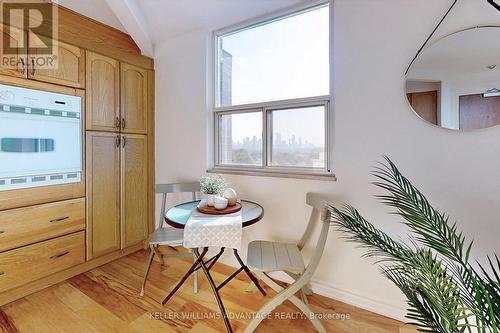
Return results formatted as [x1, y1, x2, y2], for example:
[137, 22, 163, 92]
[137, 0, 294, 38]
[156, 182, 200, 194]
[155, 182, 200, 230]
[300, 192, 332, 274]
[297, 208, 319, 250]
[306, 192, 327, 210]
[298, 192, 330, 250]
[303, 209, 331, 275]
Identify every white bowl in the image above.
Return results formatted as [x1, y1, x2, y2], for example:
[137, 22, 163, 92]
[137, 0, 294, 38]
[214, 196, 228, 210]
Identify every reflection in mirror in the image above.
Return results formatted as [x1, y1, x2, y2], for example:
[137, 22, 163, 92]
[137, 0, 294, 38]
[406, 27, 500, 130]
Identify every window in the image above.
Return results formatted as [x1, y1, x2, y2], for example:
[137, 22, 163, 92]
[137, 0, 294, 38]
[218, 111, 262, 166]
[212, 3, 332, 178]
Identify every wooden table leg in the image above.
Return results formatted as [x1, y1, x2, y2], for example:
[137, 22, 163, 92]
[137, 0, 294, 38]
[161, 247, 208, 305]
[233, 249, 267, 296]
[195, 248, 233, 333]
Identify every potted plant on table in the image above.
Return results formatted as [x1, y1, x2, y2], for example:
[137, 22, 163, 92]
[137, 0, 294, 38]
[199, 175, 226, 206]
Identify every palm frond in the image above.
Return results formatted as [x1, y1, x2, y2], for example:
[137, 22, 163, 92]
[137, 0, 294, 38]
[327, 204, 413, 262]
[372, 156, 472, 265]
[326, 157, 500, 332]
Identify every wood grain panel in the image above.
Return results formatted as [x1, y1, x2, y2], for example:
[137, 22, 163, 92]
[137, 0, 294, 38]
[147, 70, 155, 234]
[0, 25, 26, 78]
[0, 231, 85, 293]
[0, 74, 77, 94]
[407, 91, 438, 125]
[86, 132, 121, 260]
[86, 51, 120, 132]
[121, 135, 148, 248]
[459, 94, 500, 130]
[0, 198, 85, 252]
[121, 63, 148, 134]
[6, 3, 153, 69]
[0, 249, 419, 332]
[0, 243, 143, 307]
[28, 38, 85, 88]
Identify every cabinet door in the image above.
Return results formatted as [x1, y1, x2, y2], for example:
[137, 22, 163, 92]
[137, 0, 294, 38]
[120, 63, 148, 134]
[86, 52, 120, 132]
[121, 134, 148, 248]
[86, 132, 121, 259]
[29, 38, 85, 88]
[0, 25, 26, 78]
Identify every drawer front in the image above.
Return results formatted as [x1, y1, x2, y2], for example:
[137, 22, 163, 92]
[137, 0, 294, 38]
[0, 232, 85, 292]
[0, 198, 85, 252]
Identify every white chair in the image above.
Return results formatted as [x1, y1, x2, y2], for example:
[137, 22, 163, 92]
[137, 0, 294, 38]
[140, 182, 200, 296]
[244, 192, 332, 333]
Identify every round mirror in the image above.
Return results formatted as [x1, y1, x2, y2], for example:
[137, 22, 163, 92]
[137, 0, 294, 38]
[406, 27, 500, 130]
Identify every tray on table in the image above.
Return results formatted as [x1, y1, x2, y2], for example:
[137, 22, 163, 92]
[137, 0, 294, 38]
[197, 201, 242, 215]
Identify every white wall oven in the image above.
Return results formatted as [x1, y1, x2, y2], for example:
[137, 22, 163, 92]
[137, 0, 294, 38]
[0, 84, 82, 191]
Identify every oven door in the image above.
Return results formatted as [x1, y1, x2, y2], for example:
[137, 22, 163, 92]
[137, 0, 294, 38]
[0, 111, 82, 191]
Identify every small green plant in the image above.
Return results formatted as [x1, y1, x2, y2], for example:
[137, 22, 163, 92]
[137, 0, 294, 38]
[199, 175, 226, 195]
[327, 157, 500, 333]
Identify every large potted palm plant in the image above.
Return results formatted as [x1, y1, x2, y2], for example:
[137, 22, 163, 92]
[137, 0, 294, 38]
[327, 157, 499, 332]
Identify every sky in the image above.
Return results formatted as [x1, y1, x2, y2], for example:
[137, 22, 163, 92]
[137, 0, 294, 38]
[218, 5, 329, 146]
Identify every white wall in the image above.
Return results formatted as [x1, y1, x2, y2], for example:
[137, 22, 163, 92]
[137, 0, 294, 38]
[154, 0, 500, 321]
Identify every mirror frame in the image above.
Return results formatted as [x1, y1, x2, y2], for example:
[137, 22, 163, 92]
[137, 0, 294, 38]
[404, 25, 500, 132]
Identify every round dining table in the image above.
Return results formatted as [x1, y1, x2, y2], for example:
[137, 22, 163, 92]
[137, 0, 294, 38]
[165, 199, 264, 228]
[162, 199, 266, 333]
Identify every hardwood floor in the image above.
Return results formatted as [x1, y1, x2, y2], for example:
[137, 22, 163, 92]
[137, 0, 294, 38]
[0, 248, 416, 333]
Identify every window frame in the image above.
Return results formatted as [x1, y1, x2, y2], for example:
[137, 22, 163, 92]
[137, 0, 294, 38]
[209, 1, 335, 180]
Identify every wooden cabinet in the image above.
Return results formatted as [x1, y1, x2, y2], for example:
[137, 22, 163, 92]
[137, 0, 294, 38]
[86, 132, 148, 259]
[86, 60, 149, 135]
[0, 199, 85, 253]
[121, 135, 148, 248]
[0, 8, 154, 306]
[28, 38, 85, 88]
[0, 25, 26, 78]
[0, 29, 85, 88]
[86, 52, 120, 132]
[86, 132, 121, 260]
[121, 63, 148, 134]
[0, 232, 85, 292]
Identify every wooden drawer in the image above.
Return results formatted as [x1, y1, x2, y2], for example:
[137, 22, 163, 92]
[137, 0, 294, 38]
[0, 231, 85, 292]
[0, 198, 85, 252]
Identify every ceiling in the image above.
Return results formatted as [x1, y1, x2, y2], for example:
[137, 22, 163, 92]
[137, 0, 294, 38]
[57, 0, 126, 32]
[57, 0, 309, 55]
[138, 0, 306, 44]
[408, 27, 500, 77]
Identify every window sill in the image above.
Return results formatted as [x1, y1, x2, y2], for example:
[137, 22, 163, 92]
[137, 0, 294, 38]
[207, 168, 337, 181]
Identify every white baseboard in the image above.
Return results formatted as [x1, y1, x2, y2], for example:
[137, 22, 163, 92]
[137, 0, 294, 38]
[309, 279, 406, 322]
[219, 254, 407, 322]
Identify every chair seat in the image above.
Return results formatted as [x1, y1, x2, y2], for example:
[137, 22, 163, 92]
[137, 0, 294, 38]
[149, 227, 184, 246]
[247, 240, 305, 273]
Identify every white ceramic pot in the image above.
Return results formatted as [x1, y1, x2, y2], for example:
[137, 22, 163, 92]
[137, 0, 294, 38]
[207, 194, 215, 206]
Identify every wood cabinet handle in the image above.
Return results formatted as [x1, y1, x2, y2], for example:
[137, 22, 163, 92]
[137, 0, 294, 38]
[0, 230, 5, 234]
[122, 136, 127, 148]
[31, 58, 35, 76]
[50, 251, 70, 259]
[0, 272, 5, 277]
[50, 216, 69, 223]
[20, 58, 26, 74]
[116, 117, 121, 129]
[116, 135, 121, 148]
[121, 118, 126, 129]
